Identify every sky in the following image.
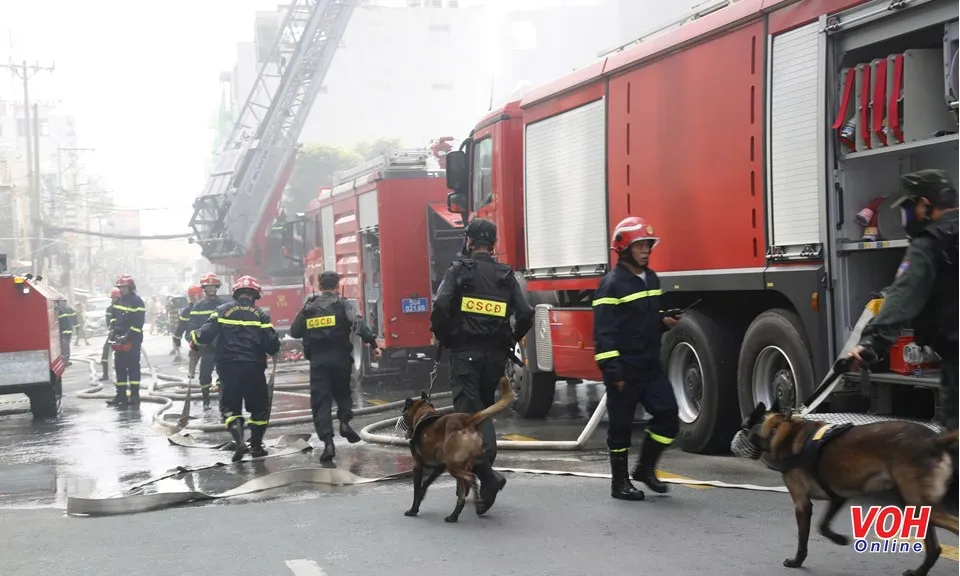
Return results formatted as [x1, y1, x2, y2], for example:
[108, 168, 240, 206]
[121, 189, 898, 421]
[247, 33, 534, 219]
[0, 0, 605, 241]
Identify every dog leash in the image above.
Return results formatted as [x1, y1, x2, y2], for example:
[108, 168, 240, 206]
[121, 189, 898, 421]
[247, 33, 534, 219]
[426, 346, 442, 399]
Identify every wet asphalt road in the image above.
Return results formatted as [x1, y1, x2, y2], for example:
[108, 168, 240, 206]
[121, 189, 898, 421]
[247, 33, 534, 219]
[0, 332, 956, 575]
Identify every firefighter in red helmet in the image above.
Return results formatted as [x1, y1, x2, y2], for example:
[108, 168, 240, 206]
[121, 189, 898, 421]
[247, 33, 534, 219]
[107, 274, 146, 407]
[100, 287, 122, 381]
[593, 216, 681, 501]
[172, 284, 202, 365]
[191, 275, 280, 462]
[177, 275, 225, 409]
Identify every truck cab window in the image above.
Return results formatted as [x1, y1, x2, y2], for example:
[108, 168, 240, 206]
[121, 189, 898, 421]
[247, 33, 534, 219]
[471, 137, 493, 209]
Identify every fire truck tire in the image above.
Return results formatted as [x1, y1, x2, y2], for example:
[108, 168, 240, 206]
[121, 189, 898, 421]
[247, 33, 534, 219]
[510, 344, 556, 419]
[736, 309, 815, 420]
[663, 309, 740, 454]
[29, 373, 62, 419]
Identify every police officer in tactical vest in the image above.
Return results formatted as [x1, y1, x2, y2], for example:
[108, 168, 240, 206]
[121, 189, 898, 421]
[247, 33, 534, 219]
[290, 271, 381, 462]
[850, 169, 958, 509]
[430, 218, 534, 515]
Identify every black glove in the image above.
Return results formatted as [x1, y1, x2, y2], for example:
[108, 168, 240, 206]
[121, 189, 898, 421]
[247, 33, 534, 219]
[116, 333, 130, 345]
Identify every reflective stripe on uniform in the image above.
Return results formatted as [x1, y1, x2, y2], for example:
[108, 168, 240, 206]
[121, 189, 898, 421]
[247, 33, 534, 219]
[594, 350, 620, 361]
[592, 289, 663, 306]
[647, 429, 674, 445]
[113, 305, 146, 312]
[248, 419, 269, 426]
[216, 317, 271, 328]
[130, 326, 142, 333]
[58, 313, 75, 318]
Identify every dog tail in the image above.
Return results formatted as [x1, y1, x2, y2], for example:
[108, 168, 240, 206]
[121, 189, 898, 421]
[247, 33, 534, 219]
[465, 376, 515, 429]
[934, 429, 959, 449]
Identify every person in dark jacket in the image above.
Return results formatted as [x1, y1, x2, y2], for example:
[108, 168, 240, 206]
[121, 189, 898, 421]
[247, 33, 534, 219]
[107, 274, 146, 407]
[290, 271, 380, 462]
[430, 217, 534, 515]
[180, 275, 225, 409]
[100, 287, 121, 381]
[56, 301, 77, 366]
[172, 285, 201, 365]
[192, 275, 280, 463]
[593, 216, 681, 501]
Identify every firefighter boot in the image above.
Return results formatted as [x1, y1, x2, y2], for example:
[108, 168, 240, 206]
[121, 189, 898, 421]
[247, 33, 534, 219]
[474, 460, 507, 516]
[106, 386, 128, 407]
[249, 425, 268, 459]
[99, 362, 110, 381]
[129, 386, 141, 407]
[610, 450, 645, 501]
[339, 421, 361, 444]
[228, 418, 248, 463]
[632, 438, 670, 494]
[319, 437, 336, 462]
[201, 387, 211, 411]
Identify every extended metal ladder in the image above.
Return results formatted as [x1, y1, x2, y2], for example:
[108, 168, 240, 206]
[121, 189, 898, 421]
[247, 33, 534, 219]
[189, 0, 359, 260]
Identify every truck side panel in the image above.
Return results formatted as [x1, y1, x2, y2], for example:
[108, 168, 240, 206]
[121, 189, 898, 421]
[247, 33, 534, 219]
[331, 196, 362, 305]
[606, 20, 766, 274]
[378, 177, 450, 350]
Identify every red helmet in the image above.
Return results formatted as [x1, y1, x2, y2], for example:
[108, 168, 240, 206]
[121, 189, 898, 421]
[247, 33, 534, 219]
[200, 272, 222, 287]
[187, 285, 203, 298]
[115, 274, 136, 289]
[610, 216, 659, 254]
[232, 275, 262, 298]
[110, 288, 121, 299]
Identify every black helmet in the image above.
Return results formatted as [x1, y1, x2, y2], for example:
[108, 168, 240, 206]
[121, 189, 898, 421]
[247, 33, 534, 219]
[465, 218, 497, 248]
[895, 169, 958, 209]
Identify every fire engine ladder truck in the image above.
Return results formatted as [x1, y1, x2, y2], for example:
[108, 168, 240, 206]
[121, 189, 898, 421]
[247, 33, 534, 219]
[189, 0, 359, 260]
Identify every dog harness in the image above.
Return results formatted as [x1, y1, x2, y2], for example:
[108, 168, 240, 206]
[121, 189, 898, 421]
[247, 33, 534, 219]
[785, 422, 855, 500]
[409, 413, 444, 456]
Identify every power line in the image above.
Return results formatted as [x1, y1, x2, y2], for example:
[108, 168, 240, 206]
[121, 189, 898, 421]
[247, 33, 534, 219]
[41, 223, 191, 240]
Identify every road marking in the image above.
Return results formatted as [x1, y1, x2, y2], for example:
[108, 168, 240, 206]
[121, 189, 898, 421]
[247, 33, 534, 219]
[502, 434, 538, 441]
[285, 559, 328, 576]
[657, 471, 710, 490]
[942, 544, 959, 562]
[367, 398, 388, 406]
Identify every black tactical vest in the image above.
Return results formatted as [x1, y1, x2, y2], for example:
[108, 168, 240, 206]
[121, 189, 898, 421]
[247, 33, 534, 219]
[913, 219, 958, 356]
[301, 296, 352, 356]
[450, 256, 514, 349]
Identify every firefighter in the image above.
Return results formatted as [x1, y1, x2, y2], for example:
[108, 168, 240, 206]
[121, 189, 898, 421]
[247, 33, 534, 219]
[56, 301, 77, 366]
[849, 169, 958, 508]
[191, 275, 280, 463]
[593, 216, 681, 501]
[74, 300, 90, 346]
[107, 274, 146, 407]
[172, 285, 202, 365]
[290, 271, 380, 462]
[182, 274, 226, 410]
[100, 288, 121, 381]
[430, 217, 534, 515]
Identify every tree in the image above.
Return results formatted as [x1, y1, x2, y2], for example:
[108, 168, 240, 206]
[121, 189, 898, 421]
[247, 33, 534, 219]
[282, 138, 406, 213]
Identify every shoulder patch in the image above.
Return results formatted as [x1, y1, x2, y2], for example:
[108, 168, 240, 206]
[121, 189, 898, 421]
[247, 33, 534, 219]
[896, 259, 910, 278]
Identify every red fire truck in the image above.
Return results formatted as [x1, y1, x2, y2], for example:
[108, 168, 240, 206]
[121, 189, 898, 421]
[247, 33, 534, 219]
[298, 146, 463, 382]
[444, 0, 959, 453]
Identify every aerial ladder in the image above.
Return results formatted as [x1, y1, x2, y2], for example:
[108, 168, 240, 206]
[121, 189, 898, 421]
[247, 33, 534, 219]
[189, 0, 359, 266]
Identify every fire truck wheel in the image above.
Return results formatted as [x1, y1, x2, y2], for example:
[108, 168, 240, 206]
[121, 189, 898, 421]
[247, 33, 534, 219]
[509, 345, 556, 419]
[736, 309, 815, 420]
[663, 309, 740, 454]
[29, 373, 62, 419]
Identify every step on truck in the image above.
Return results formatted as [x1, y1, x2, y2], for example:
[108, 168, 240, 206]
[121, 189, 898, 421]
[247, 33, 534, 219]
[443, 0, 959, 453]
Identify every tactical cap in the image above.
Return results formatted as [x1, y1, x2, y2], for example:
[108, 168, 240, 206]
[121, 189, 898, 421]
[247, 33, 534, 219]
[318, 271, 340, 289]
[465, 218, 497, 247]
[894, 169, 958, 209]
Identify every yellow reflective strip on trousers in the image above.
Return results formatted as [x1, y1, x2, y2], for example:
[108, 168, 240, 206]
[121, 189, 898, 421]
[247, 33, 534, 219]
[130, 327, 142, 333]
[248, 419, 269, 426]
[460, 296, 507, 317]
[224, 415, 242, 427]
[595, 350, 620, 361]
[646, 430, 674, 445]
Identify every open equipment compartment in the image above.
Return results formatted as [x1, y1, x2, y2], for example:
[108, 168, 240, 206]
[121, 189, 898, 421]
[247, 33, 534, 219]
[825, 0, 958, 419]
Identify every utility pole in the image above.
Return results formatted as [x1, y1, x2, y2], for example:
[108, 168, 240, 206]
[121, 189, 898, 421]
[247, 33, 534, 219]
[0, 60, 55, 274]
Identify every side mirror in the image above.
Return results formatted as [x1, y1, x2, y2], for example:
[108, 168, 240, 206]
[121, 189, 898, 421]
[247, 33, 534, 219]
[447, 192, 467, 215]
[445, 150, 469, 193]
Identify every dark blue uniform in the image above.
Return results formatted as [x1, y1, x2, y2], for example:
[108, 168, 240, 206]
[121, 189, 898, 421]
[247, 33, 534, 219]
[111, 292, 146, 400]
[593, 261, 679, 451]
[182, 296, 224, 390]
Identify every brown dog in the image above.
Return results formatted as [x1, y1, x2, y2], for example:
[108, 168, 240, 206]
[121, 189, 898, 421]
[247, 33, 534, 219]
[400, 376, 514, 523]
[740, 400, 959, 576]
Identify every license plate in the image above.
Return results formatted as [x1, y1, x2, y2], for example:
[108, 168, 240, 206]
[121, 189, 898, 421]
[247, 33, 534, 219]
[401, 298, 429, 314]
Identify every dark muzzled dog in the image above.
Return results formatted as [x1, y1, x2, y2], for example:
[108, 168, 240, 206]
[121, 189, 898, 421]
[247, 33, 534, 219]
[400, 376, 515, 523]
[739, 400, 959, 576]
